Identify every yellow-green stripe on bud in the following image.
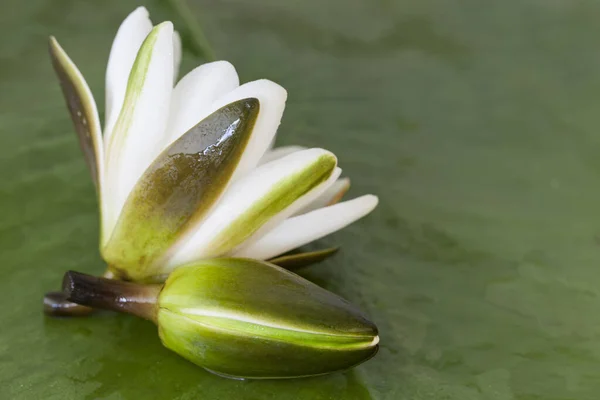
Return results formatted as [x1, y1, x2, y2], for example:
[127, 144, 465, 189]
[157, 258, 378, 379]
[62, 258, 379, 379]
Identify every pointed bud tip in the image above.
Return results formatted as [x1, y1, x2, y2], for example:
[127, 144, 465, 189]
[372, 335, 380, 346]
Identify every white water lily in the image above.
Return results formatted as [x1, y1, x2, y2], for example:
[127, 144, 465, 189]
[49, 7, 378, 282]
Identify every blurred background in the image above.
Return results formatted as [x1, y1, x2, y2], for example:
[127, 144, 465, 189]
[1, 0, 600, 399]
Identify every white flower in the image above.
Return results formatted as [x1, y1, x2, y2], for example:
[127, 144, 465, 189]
[49, 7, 378, 282]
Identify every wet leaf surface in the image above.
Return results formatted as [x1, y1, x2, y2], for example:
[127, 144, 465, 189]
[1, 0, 600, 398]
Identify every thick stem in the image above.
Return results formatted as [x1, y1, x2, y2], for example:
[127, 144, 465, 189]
[43, 291, 94, 317]
[44, 269, 115, 317]
[62, 271, 162, 323]
[43, 269, 115, 317]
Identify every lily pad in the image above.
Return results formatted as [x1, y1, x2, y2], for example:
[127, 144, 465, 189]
[1, 0, 600, 399]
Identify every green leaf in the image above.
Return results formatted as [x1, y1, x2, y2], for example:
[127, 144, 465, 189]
[103, 99, 259, 281]
[3, 0, 600, 398]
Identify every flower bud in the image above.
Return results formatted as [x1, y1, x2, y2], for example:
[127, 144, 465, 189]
[157, 258, 379, 379]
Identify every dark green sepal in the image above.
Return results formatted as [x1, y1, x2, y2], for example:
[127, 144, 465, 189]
[268, 247, 339, 270]
[103, 99, 259, 281]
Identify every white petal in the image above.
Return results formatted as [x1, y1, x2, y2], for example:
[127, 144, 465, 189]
[182, 79, 287, 182]
[234, 194, 379, 260]
[295, 177, 350, 215]
[172, 30, 182, 83]
[164, 61, 239, 147]
[266, 135, 276, 152]
[104, 6, 152, 146]
[104, 22, 174, 239]
[239, 166, 341, 252]
[259, 145, 306, 165]
[220, 80, 287, 180]
[165, 148, 339, 267]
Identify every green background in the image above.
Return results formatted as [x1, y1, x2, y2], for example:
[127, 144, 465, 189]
[1, 0, 600, 398]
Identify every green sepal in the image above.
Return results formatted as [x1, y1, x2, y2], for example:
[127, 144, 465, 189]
[157, 258, 378, 379]
[103, 99, 259, 281]
[268, 247, 339, 270]
[48, 36, 103, 189]
[203, 153, 337, 257]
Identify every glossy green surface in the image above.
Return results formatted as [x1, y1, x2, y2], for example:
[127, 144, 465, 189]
[104, 99, 258, 281]
[158, 259, 377, 378]
[2, 0, 600, 398]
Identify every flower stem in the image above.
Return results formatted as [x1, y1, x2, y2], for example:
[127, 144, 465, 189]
[62, 271, 162, 323]
[43, 269, 116, 317]
[43, 291, 94, 317]
[167, 0, 216, 61]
